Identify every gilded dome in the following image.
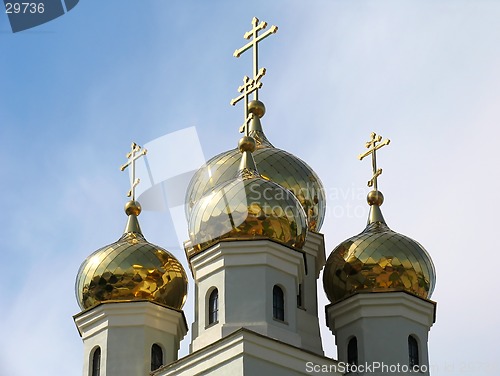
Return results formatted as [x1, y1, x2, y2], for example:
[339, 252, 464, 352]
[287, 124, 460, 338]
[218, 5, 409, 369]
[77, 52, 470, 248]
[186, 136, 308, 258]
[323, 192, 436, 303]
[75, 201, 188, 310]
[185, 101, 326, 232]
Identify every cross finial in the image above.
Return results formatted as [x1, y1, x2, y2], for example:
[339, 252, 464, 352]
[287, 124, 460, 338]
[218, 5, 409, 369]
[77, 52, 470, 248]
[120, 142, 147, 200]
[358, 132, 390, 191]
[230, 69, 266, 134]
[233, 17, 278, 101]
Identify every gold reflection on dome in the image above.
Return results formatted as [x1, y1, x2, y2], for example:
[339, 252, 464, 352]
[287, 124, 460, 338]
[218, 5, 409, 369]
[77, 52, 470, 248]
[75, 227, 188, 311]
[323, 186, 435, 303]
[187, 176, 307, 257]
[186, 146, 325, 232]
[323, 221, 435, 303]
[186, 96, 325, 233]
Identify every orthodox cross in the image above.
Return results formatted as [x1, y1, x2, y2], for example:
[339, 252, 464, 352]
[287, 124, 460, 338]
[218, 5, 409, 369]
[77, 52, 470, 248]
[233, 17, 278, 101]
[120, 142, 147, 200]
[358, 132, 390, 190]
[230, 68, 266, 134]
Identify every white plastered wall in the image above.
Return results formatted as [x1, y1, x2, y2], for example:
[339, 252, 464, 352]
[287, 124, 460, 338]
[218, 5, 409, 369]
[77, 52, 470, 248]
[74, 301, 187, 376]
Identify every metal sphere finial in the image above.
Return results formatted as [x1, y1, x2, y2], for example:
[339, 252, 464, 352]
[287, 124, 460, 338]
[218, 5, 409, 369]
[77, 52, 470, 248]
[248, 100, 266, 118]
[125, 200, 142, 216]
[238, 136, 256, 153]
[367, 190, 384, 206]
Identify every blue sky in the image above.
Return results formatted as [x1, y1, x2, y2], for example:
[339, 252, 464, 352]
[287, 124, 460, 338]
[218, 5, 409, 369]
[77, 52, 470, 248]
[1, 1, 499, 375]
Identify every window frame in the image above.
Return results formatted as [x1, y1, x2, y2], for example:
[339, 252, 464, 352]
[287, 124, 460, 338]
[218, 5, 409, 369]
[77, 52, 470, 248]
[408, 335, 419, 368]
[207, 288, 219, 326]
[272, 285, 285, 321]
[90, 346, 101, 376]
[151, 343, 163, 371]
[347, 336, 358, 366]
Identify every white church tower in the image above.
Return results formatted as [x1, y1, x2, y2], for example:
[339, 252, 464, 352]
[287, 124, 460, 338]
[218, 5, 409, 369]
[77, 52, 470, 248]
[323, 132, 437, 375]
[73, 143, 189, 376]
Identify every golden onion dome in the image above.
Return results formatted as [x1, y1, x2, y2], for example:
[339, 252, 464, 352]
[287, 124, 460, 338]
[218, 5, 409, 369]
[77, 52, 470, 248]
[75, 200, 188, 310]
[185, 134, 308, 259]
[323, 191, 436, 303]
[185, 100, 326, 232]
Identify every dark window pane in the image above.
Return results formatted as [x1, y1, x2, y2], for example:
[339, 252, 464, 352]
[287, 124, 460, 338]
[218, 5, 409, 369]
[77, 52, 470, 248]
[151, 344, 163, 371]
[208, 288, 218, 325]
[273, 285, 285, 321]
[347, 337, 358, 366]
[92, 347, 101, 376]
[408, 335, 419, 367]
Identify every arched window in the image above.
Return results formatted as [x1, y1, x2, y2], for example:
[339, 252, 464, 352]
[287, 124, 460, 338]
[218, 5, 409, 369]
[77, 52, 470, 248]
[347, 337, 358, 366]
[151, 344, 163, 371]
[91, 347, 101, 376]
[273, 285, 285, 321]
[208, 288, 218, 325]
[408, 335, 419, 368]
